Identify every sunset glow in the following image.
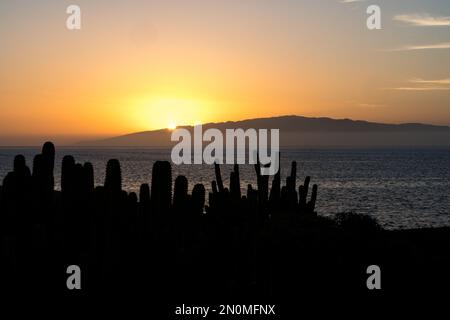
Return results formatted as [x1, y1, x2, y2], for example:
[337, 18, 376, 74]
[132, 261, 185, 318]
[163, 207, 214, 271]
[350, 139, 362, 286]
[1, 0, 450, 145]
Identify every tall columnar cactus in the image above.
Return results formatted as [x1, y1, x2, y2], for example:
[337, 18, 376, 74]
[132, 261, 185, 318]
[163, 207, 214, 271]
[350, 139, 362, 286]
[32, 154, 43, 180]
[41, 141, 55, 192]
[211, 180, 218, 194]
[214, 162, 224, 193]
[298, 176, 311, 210]
[269, 154, 281, 208]
[128, 192, 138, 218]
[14, 155, 27, 175]
[31, 153, 44, 211]
[105, 159, 122, 194]
[73, 163, 84, 193]
[191, 183, 206, 215]
[83, 162, 94, 193]
[61, 155, 75, 195]
[289, 161, 297, 191]
[13, 155, 31, 190]
[139, 183, 151, 228]
[151, 161, 172, 214]
[307, 184, 318, 214]
[283, 161, 298, 210]
[173, 175, 188, 211]
[139, 183, 150, 206]
[13, 154, 31, 184]
[254, 157, 269, 204]
[229, 164, 241, 200]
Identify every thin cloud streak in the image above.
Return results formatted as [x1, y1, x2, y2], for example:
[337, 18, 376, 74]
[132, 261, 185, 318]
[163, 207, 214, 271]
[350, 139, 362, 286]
[390, 87, 450, 91]
[387, 42, 450, 51]
[394, 14, 450, 26]
[411, 78, 450, 85]
[358, 103, 387, 108]
[340, 0, 365, 3]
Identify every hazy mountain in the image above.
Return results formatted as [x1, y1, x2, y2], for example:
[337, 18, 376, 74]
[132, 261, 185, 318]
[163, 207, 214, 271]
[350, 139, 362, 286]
[77, 115, 450, 147]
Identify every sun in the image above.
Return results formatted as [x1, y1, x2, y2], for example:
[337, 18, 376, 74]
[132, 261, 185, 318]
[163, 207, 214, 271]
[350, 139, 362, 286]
[168, 123, 177, 130]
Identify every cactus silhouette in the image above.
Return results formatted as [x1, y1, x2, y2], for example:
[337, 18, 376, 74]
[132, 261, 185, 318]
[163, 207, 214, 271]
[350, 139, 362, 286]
[151, 161, 172, 215]
[214, 162, 224, 193]
[298, 176, 311, 211]
[307, 184, 318, 214]
[61, 155, 76, 196]
[0, 141, 338, 298]
[230, 164, 241, 201]
[174, 175, 188, 211]
[191, 183, 206, 215]
[41, 141, 55, 191]
[269, 155, 281, 209]
[105, 159, 122, 194]
[83, 162, 94, 193]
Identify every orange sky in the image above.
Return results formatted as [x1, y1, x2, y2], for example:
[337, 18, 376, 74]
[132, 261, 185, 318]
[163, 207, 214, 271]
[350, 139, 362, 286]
[1, 0, 450, 144]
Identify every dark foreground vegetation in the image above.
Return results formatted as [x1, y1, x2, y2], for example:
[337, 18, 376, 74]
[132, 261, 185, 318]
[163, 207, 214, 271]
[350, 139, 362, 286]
[0, 142, 449, 303]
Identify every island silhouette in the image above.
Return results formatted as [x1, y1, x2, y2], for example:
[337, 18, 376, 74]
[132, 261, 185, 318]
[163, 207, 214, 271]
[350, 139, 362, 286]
[78, 115, 450, 147]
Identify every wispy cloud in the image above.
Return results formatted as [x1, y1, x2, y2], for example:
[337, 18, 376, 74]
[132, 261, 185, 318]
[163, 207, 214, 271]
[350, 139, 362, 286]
[394, 14, 450, 26]
[410, 78, 450, 85]
[387, 42, 450, 51]
[340, 0, 366, 3]
[390, 87, 450, 91]
[358, 103, 386, 108]
[388, 78, 450, 91]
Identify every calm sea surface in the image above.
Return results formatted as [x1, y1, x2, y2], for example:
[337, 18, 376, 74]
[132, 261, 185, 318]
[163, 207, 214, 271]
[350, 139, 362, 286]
[1, 147, 449, 229]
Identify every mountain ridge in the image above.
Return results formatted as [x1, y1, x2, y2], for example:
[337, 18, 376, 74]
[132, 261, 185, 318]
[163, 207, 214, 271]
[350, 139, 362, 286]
[77, 115, 450, 147]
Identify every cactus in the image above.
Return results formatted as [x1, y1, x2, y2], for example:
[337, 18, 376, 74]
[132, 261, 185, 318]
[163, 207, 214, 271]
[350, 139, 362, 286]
[32, 154, 43, 180]
[230, 164, 241, 200]
[254, 157, 269, 205]
[0, 141, 327, 295]
[191, 183, 206, 215]
[211, 180, 218, 194]
[307, 184, 318, 214]
[214, 162, 224, 193]
[289, 161, 297, 190]
[41, 141, 55, 191]
[73, 163, 84, 192]
[14, 155, 26, 174]
[299, 176, 311, 210]
[139, 183, 150, 205]
[128, 192, 138, 217]
[151, 161, 172, 214]
[61, 155, 75, 195]
[269, 154, 281, 208]
[283, 161, 297, 210]
[174, 175, 188, 211]
[105, 159, 122, 194]
[83, 162, 94, 193]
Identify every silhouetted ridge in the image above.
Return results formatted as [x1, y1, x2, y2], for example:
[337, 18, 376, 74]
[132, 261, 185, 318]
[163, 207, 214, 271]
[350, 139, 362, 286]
[78, 115, 450, 147]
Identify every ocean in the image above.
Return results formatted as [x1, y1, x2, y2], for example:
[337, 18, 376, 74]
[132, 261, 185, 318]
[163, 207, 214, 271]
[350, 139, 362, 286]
[1, 147, 449, 229]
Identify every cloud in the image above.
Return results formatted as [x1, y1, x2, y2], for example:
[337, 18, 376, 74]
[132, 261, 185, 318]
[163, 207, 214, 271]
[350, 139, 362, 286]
[394, 14, 450, 26]
[358, 103, 386, 108]
[390, 87, 450, 91]
[410, 78, 450, 85]
[387, 42, 450, 51]
[387, 78, 450, 91]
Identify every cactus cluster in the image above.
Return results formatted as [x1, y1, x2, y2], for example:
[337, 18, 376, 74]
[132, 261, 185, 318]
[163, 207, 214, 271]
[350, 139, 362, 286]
[0, 141, 320, 294]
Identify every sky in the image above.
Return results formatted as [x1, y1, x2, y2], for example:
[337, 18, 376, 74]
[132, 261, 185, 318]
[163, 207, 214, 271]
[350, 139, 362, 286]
[1, 0, 450, 144]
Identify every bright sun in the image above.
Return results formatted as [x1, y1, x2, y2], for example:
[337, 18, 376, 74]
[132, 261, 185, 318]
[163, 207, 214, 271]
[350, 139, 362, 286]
[168, 123, 177, 130]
